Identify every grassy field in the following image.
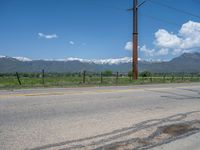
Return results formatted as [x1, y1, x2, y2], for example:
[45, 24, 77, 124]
[0, 75, 200, 89]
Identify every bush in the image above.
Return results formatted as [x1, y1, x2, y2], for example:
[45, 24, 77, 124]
[140, 71, 152, 77]
[102, 70, 113, 77]
[128, 70, 133, 78]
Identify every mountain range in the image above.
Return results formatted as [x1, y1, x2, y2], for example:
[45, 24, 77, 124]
[0, 52, 200, 73]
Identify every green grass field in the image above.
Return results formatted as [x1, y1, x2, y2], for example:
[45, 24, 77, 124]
[0, 75, 200, 89]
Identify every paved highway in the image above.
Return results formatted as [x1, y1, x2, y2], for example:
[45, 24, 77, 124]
[0, 83, 200, 150]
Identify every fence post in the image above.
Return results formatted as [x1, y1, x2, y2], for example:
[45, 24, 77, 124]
[129, 75, 132, 82]
[163, 74, 166, 82]
[142, 76, 144, 83]
[83, 70, 86, 83]
[116, 72, 119, 84]
[190, 74, 193, 81]
[150, 75, 153, 83]
[171, 74, 174, 82]
[182, 74, 184, 81]
[16, 72, 21, 85]
[100, 72, 103, 84]
[42, 69, 45, 85]
[78, 72, 81, 77]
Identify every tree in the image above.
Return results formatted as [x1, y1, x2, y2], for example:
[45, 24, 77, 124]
[140, 71, 152, 77]
[128, 70, 133, 78]
[102, 70, 113, 76]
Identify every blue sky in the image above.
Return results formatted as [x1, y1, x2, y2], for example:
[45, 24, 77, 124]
[0, 0, 200, 60]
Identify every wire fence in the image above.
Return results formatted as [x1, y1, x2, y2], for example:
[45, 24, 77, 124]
[0, 71, 200, 88]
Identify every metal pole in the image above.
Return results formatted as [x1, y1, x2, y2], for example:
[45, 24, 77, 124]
[133, 0, 138, 80]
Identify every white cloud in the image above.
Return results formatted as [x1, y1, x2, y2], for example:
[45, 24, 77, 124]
[155, 29, 181, 48]
[124, 42, 167, 57]
[69, 41, 75, 45]
[139, 46, 169, 57]
[125, 41, 132, 51]
[123, 21, 200, 60]
[125, 41, 141, 51]
[179, 21, 200, 49]
[38, 33, 58, 39]
[172, 49, 182, 55]
[140, 45, 155, 57]
[154, 20, 200, 55]
[157, 48, 169, 56]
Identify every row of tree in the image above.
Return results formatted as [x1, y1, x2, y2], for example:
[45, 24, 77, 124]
[0, 70, 200, 78]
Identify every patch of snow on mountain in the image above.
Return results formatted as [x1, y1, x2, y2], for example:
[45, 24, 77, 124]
[1, 55, 146, 64]
[13, 57, 32, 62]
[0, 55, 6, 58]
[64, 57, 132, 65]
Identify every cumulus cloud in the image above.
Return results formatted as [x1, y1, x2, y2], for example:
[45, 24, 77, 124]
[179, 21, 200, 49]
[124, 42, 163, 57]
[154, 20, 200, 55]
[155, 29, 181, 48]
[125, 41, 132, 51]
[38, 33, 58, 39]
[124, 21, 200, 58]
[140, 45, 155, 57]
[157, 48, 169, 56]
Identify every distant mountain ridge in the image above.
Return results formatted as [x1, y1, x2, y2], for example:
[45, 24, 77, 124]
[0, 55, 134, 65]
[0, 53, 200, 73]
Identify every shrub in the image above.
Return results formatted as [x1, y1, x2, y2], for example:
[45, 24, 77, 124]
[140, 71, 152, 77]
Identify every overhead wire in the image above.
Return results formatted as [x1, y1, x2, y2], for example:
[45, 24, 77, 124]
[140, 13, 181, 27]
[148, 0, 200, 19]
[85, 0, 195, 27]
[128, 1, 182, 27]
[192, 0, 200, 5]
[85, 0, 127, 11]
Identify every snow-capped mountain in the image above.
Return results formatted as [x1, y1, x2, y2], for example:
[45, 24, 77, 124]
[1, 53, 200, 73]
[1, 55, 133, 65]
[13, 57, 32, 62]
[0, 55, 6, 58]
[63, 57, 132, 65]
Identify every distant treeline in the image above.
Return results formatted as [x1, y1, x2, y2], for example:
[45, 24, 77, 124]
[0, 70, 200, 78]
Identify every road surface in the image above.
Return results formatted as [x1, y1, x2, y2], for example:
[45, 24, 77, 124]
[0, 83, 200, 150]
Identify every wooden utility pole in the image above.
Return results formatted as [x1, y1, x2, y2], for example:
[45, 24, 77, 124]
[133, 0, 138, 80]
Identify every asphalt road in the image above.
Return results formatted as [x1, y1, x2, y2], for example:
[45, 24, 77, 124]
[0, 83, 200, 150]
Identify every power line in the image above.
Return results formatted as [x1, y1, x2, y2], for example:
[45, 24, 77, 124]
[140, 13, 181, 27]
[193, 0, 200, 3]
[85, 0, 127, 11]
[149, 0, 200, 19]
[193, 0, 200, 5]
